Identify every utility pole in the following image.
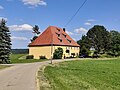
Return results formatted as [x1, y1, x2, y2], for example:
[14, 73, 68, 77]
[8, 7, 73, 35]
[51, 34, 53, 64]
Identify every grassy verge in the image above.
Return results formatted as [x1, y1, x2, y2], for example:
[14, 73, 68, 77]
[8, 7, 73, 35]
[10, 54, 48, 63]
[0, 65, 11, 70]
[41, 58, 120, 90]
[37, 65, 51, 90]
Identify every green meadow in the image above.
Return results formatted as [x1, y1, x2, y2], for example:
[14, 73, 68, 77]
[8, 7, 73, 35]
[10, 54, 48, 63]
[43, 58, 120, 90]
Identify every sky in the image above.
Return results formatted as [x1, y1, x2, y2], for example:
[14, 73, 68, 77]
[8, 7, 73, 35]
[0, 0, 120, 49]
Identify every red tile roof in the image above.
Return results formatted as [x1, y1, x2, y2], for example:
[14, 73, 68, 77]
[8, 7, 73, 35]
[29, 26, 80, 47]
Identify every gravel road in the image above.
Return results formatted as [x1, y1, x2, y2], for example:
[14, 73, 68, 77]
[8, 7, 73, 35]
[0, 61, 50, 90]
[0, 59, 76, 90]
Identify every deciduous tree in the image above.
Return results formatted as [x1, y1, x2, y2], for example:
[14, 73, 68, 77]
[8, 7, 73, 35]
[87, 25, 110, 53]
[77, 35, 90, 56]
[108, 30, 120, 56]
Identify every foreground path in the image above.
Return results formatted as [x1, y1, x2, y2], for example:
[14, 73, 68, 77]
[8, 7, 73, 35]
[0, 59, 75, 90]
[0, 61, 50, 90]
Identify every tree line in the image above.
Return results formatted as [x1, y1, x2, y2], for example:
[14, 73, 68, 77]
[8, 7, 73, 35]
[77, 25, 120, 57]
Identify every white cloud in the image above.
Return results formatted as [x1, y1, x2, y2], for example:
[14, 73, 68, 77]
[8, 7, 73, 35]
[66, 30, 74, 35]
[11, 36, 28, 41]
[87, 19, 96, 22]
[84, 22, 92, 26]
[0, 5, 4, 10]
[74, 27, 87, 34]
[9, 24, 33, 31]
[22, 0, 47, 7]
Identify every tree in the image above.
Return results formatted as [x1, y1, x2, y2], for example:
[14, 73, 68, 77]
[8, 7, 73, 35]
[0, 19, 11, 63]
[77, 35, 90, 56]
[108, 30, 120, 56]
[53, 47, 63, 59]
[33, 25, 40, 34]
[31, 25, 40, 42]
[31, 36, 38, 42]
[87, 25, 110, 53]
[80, 46, 89, 56]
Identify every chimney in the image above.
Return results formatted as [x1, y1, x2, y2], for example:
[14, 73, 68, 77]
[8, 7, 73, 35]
[63, 28, 65, 32]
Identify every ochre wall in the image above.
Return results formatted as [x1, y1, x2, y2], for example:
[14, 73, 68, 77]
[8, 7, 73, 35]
[29, 46, 80, 59]
[29, 46, 51, 59]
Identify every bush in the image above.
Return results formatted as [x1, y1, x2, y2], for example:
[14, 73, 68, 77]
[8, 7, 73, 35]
[53, 47, 63, 59]
[100, 54, 113, 58]
[26, 55, 34, 59]
[92, 51, 99, 58]
[39, 56, 46, 59]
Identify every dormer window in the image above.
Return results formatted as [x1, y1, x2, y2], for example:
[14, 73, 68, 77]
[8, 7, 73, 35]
[56, 28, 60, 32]
[67, 39, 71, 43]
[58, 37, 62, 42]
[62, 33, 66, 38]
[56, 32, 60, 37]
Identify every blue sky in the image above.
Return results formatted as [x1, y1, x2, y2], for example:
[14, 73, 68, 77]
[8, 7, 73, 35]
[0, 0, 120, 49]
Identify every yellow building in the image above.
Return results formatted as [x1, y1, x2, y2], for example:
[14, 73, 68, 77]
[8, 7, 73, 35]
[28, 26, 80, 59]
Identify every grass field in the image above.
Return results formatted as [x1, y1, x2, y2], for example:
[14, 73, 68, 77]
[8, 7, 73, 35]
[43, 58, 120, 90]
[10, 54, 48, 63]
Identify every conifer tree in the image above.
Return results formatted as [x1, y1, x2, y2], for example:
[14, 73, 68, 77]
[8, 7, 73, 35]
[0, 19, 11, 64]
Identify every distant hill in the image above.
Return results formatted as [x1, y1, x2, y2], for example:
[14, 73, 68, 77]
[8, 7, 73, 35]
[11, 49, 28, 54]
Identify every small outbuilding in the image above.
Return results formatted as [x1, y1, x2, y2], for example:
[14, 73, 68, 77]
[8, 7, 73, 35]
[28, 26, 80, 59]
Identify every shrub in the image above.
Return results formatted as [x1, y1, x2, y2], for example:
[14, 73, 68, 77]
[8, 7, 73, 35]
[39, 56, 46, 59]
[100, 54, 113, 58]
[26, 55, 34, 59]
[53, 47, 63, 59]
[92, 51, 99, 58]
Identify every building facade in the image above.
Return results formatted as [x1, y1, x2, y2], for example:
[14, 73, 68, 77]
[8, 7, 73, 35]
[28, 26, 80, 59]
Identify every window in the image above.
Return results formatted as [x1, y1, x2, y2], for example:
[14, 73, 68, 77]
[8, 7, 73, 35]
[71, 53, 75, 57]
[66, 47, 70, 50]
[62, 33, 66, 38]
[66, 50, 70, 53]
[68, 47, 70, 49]
[56, 32, 60, 37]
[60, 39, 62, 42]
[56, 28, 60, 32]
[58, 37, 62, 42]
[67, 39, 71, 43]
